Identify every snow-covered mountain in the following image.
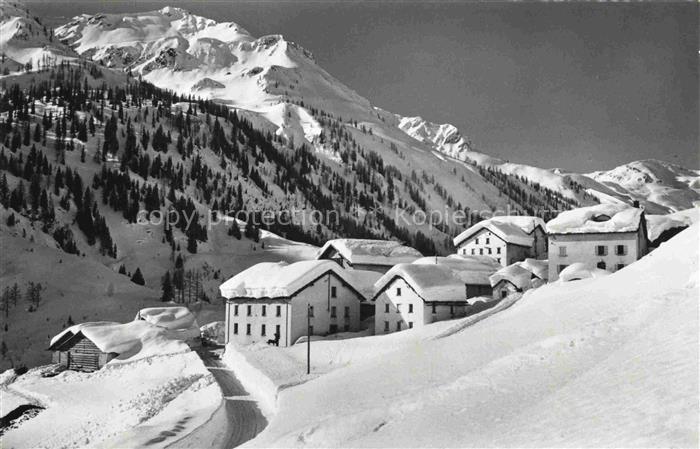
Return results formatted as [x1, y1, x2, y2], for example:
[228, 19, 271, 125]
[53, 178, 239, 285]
[51, 5, 698, 215]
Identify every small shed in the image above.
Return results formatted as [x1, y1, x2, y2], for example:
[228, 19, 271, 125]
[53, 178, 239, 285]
[49, 326, 118, 372]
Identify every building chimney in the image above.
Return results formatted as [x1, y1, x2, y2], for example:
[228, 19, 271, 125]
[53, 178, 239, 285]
[633, 200, 640, 208]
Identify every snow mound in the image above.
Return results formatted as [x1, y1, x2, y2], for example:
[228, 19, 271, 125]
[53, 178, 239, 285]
[546, 203, 643, 234]
[489, 264, 532, 289]
[646, 207, 699, 242]
[414, 255, 499, 285]
[136, 306, 200, 341]
[559, 262, 611, 282]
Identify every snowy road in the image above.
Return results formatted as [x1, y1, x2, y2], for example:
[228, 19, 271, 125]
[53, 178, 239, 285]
[172, 349, 267, 448]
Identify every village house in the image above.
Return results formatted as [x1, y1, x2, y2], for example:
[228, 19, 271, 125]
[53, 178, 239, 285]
[49, 323, 120, 372]
[371, 262, 493, 335]
[453, 216, 547, 267]
[489, 258, 549, 299]
[546, 204, 649, 281]
[412, 255, 500, 298]
[219, 260, 369, 347]
[315, 238, 423, 273]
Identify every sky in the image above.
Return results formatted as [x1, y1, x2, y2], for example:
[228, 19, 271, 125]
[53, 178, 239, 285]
[30, 1, 699, 172]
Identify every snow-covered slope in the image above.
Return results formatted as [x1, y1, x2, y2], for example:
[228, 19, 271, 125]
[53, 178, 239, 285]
[396, 114, 473, 159]
[248, 224, 699, 447]
[0, 1, 77, 69]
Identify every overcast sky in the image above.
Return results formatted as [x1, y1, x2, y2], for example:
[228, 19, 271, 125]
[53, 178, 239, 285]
[32, 1, 699, 172]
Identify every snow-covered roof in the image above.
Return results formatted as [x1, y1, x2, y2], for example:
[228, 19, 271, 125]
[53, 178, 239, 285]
[518, 258, 549, 281]
[48, 321, 187, 360]
[373, 263, 468, 303]
[645, 208, 698, 242]
[559, 263, 611, 282]
[413, 255, 499, 285]
[345, 269, 383, 300]
[546, 204, 644, 235]
[453, 216, 545, 248]
[135, 306, 200, 340]
[316, 239, 422, 267]
[219, 260, 366, 300]
[489, 264, 532, 289]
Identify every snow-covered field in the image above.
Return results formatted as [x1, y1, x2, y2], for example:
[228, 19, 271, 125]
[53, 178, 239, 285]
[235, 224, 698, 447]
[1, 331, 221, 449]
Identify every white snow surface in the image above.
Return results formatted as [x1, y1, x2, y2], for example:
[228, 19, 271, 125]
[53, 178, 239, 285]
[245, 224, 698, 448]
[489, 263, 533, 289]
[413, 255, 499, 285]
[558, 262, 611, 282]
[646, 207, 699, 242]
[373, 263, 470, 302]
[454, 215, 545, 247]
[219, 259, 362, 299]
[546, 203, 644, 234]
[136, 306, 200, 340]
[316, 239, 423, 266]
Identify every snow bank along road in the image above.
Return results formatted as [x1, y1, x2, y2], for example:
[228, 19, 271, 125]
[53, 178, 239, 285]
[183, 349, 267, 448]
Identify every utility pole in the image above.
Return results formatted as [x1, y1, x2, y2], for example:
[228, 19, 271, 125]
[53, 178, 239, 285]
[307, 304, 311, 375]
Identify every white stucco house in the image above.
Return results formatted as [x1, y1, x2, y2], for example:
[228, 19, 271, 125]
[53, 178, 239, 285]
[315, 238, 423, 273]
[371, 263, 489, 335]
[219, 260, 368, 347]
[453, 216, 547, 267]
[546, 204, 649, 281]
[489, 258, 549, 299]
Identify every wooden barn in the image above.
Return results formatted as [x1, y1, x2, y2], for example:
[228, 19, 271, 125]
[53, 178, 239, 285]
[49, 329, 118, 372]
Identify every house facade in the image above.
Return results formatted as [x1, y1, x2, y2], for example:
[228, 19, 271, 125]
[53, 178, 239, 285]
[372, 263, 477, 335]
[546, 204, 648, 281]
[220, 261, 366, 347]
[453, 216, 547, 267]
[50, 332, 116, 372]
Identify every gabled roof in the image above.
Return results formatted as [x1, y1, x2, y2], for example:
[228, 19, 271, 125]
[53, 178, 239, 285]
[372, 263, 468, 303]
[316, 239, 422, 266]
[518, 258, 549, 281]
[413, 255, 500, 286]
[489, 264, 532, 289]
[219, 260, 366, 300]
[453, 216, 546, 248]
[546, 204, 644, 235]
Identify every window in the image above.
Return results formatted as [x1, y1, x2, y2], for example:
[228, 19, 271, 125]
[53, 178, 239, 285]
[384, 321, 389, 332]
[330, 286, 337, 298]
[329, 324, 338, 333]
[487, 248, 492, 255]
[396, 304, 401, 313]
[486, 237, 490, 244]
[234, 305, 239, 316]
[616, 263, 625, 271]
[276, 305, 281, 317]
[233, 323, 238, 334]
[596, 245, 607, 256]
[308, 306, 314, 317]
[479, 248, 484, 255]
[558, 264, 567, 273]
[396, 321, 402, 331]
[408, 322, 413, 329]
[344, 306, 350, 318]
[261, 324, 266, 336]
[246, 305, 252, 317]
[408, 304, 413, 313]
[615, 245, 626, 256]
[450, 305, 454, 316]
[246, 324, 251, 335]
[497, 247, 501, 254]
[559, 246, 567, 257]
[597, 261, 606, 270]
[396, 287, 402, 296]
[462, 249, 467, 255]
[475, 238, 479, 244]
[331, 306, 337, 318]
[309, 325, 314, 335]
[275, 325, 280, 337]
[385, 303, 390, 313]
[431, 304, 437, 314]
[501, 290, 508, 299]
[471, 248, 475, 255]
[262, 305, 266, 317]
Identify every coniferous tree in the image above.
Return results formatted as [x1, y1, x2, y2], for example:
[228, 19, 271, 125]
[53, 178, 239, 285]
[161, 271, 174, 302]
[131, 268, 145, 286]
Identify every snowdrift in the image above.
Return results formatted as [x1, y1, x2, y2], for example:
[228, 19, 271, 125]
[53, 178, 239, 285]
[136, 306, 200, 341]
